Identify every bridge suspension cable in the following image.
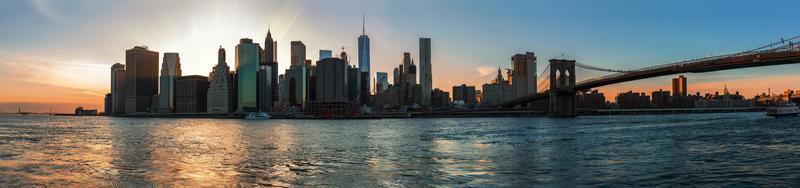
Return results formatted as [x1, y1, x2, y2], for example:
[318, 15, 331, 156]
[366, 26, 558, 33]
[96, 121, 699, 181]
[575, 62, 637, 73]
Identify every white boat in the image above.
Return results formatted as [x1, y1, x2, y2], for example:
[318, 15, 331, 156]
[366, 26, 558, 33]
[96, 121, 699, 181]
[767, 103, 800, 117]
[244, 112, 270, 120]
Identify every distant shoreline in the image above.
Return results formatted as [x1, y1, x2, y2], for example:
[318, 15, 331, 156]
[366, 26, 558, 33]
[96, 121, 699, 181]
[3, 107, 767, 119]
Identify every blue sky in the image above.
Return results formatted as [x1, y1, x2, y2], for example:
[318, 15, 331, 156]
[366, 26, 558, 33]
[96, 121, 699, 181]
[1, 0, 799, 112]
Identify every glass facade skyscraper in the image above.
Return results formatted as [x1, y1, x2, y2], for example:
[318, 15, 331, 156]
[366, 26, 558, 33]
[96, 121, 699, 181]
[358, 16, 371, 96]
[236, 38, 260, 112]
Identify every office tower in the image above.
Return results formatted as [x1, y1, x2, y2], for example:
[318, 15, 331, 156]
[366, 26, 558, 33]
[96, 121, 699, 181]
[419, 37, 432, 106]
[291, 41, 306, 66]
[431, 88, 451, 108]
[158, 52, 181, 113]
[511, 52, 537, 98]
[315, 58, 349, 102]
[358, 16, 371, 97]
[672, 75, 687, 97]
[257, 64, 272, 112]
[278, 74, 286, 103]
[319, 50, 332, 60]
[481, 67, 513, 106]
[263, 29, 275, 64]
[651, 89, 671, 108]
[110, 63, 126, 115]
[207, 46, 234, 114]
[174, 75, 209, 113]
[285, 65, 307, 106]
[236, 38, 261, 112]
[124, 46, 159, 114]
[347, 65, 361, 102]
[104, 93, 112, 115]
[408, 60, 417, 86]
[376, 72, 388, 94]
[453, 84, 477, 105]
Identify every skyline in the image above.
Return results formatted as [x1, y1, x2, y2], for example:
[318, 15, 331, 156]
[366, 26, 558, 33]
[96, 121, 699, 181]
[3, 0, 800, 113]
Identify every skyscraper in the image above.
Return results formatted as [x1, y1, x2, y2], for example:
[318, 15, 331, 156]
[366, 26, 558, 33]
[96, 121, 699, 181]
[236, 38, 261, 112]
[159, 52, 181, 113]
[207, 46, 234, 114]
[358, 15, 371, 97]
[124, 46, 159, 114]
[376, 72, 388, 94]
[419, 38, 432, 106]
[291, 41, 306, 67]
[257, 64, 272, 112]
[285, 65, 307, 107]
[315, 58, 349, 102]
[511, 52, 537, 99]
[263, 29, 279, 108]
[110, 63, 126, 115]
[319, 50, 332, 60]
[672, 75, 687, 97]
[175, 75, 209, 113]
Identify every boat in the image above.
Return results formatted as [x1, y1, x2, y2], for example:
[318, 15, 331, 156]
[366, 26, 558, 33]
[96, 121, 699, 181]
[244, 112, 270, 120]
[767, 103, 800, 117]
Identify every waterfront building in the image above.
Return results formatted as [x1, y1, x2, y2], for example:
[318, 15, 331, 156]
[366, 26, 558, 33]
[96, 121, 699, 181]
[616, 91, 651, 109]
[315, 58, 349, 102]
[207, 46, 235, 114]
[236, 38, 261, 112]
[511, 52, 537, 98]
[453, 84, 477, 105]
[124, 46, 159, 114]
[278, 74, 286, 103]
[75, 106, 98, 116]
[104, 93, 112, 115]
[576, 90, 606, 109]
[175, 75, 209, 113]
[263, 29, 279, 107]
[431, 88, 451, 108]
[672, 75, 688, 97]
[359, 16, 372, 99]
[291, 41, 306, 67]
[376, 72, 389, 94]
[347, 65, 361, 102]
[695, 85, 753, 108]
[419, 37, 432, 106]
[651, 89, 671, 108]
[257, 64, 272, 112]
[319, 50, 332, 60]
[481, 68, 512, 106]
[158, 52, 181, 113]
[285, 64, 307, 107]
[110, 63, 126, 115]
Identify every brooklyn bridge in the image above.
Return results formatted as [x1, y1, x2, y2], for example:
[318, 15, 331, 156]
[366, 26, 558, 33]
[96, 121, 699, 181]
[501, 36, 800, 117]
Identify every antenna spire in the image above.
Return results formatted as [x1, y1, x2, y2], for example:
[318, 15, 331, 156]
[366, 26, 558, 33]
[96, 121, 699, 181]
[362, 15, 365, 35]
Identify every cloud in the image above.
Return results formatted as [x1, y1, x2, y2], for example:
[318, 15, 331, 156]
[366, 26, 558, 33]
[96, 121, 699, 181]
[30, 0, 67, 23]
[476, 66, 497, 78]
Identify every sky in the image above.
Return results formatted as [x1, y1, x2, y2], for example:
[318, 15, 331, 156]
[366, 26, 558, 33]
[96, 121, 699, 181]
[1, 0, 800, 113]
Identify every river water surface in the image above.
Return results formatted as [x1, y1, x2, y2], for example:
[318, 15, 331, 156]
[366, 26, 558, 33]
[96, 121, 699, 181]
[0, 113, 799, 187]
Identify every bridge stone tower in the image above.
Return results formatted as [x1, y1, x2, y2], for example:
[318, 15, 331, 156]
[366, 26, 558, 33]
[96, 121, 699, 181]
[549, 59, 576, 117]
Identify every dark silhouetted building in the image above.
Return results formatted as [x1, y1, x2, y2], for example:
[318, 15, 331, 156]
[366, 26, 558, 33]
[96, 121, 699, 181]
[431, 88, 451, 108]
[453, 84, 477, 105]
[672, 75, 687, 97]
[419, 37, 432, 106]
[159, 52, 182, 113]
[616, 91, 651, 109]
[651, 89, 671, 108]
[104, 93, 112, 115]
[511, 52, 537, 99]
[257, 64, 272, 112]
[124, 46, 159, 114]
[207, 46, 235, 114]
[175, 75, 209, 113]
[110, 63, 126, 115]
[576, 90, 606, 109]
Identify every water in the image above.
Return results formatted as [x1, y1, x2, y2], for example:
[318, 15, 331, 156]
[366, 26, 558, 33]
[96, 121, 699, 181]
[0, 113, 799, 187]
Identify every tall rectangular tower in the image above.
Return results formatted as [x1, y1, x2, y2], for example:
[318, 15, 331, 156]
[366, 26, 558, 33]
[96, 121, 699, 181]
[124, 46, 159, 114]
[419, 38, 432, 106]
[159, 52, 181, 113]
[236, 38, 261, 112]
